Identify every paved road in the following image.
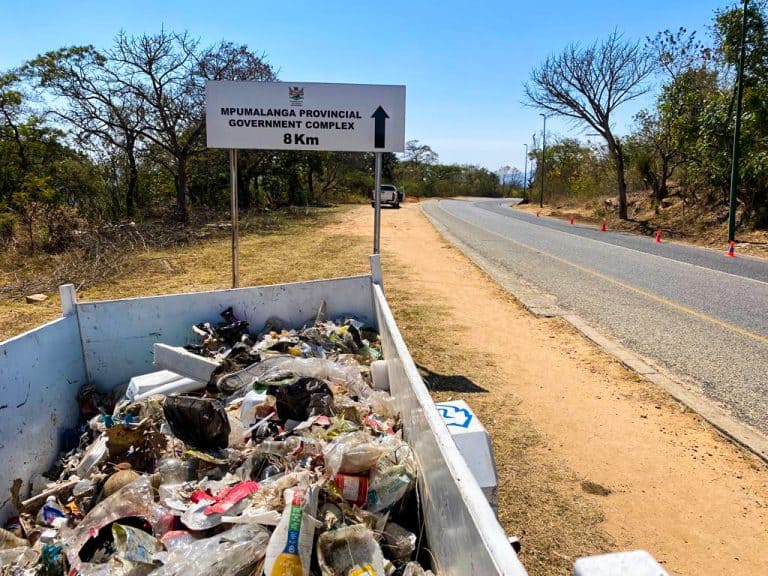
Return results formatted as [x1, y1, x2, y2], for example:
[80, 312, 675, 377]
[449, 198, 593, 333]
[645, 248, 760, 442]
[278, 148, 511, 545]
[424, 198, 768, 435]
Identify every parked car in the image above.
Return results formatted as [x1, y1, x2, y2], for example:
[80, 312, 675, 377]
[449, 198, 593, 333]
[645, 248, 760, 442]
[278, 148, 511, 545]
[371, 184, 403, 208]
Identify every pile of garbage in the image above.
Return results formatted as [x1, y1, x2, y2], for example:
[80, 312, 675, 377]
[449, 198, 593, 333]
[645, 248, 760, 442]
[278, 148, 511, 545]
[1, 307, 435, 576]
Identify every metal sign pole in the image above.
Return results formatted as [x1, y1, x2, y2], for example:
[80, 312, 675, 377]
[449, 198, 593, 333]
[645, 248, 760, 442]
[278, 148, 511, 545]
[373, 152, 382, 254]
[229, 149, 239, 288]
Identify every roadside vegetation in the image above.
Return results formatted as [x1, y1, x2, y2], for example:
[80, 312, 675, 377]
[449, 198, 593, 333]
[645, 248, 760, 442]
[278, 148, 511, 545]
[520, 2, 768, 241]
[0, 30, 501, 280]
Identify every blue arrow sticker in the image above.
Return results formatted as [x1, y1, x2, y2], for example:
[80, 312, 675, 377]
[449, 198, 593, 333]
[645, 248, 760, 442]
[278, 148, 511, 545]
[436, 403, 473, 429]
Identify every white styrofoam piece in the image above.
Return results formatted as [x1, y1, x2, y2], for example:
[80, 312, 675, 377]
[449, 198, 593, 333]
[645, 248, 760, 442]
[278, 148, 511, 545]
[153, 344, 220, 383]
[434, 399, 498, 508]
[374, 285, 526, 576]
[371, 359, 390, 391]
[133, 377, 205, 401]
[127, 370, 184, 400]
[574, 550, 668, 576]
[0, 315, 86, 523]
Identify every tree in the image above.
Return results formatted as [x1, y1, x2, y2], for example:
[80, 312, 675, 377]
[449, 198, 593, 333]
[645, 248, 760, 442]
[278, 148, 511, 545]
[110, 31, 274, 221]
[525, 31, 655, 219]
[403, 140, 438, 167]
[26, 46, 145, 218]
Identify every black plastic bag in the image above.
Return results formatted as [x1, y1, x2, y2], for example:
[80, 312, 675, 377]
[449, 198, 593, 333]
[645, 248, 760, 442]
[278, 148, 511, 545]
[269, 378, 334, 422]
[163, 396, 230, 450]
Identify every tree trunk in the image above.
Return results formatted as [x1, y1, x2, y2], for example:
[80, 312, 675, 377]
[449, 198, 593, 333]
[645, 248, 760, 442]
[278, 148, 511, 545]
[174, 158, 189, 223]
[657, 156, 669, 203]
[238, 171, 250, 211]
[126, 152, 138, 218]
[609, 139, 629, 220]
[307, 165, 315, 202]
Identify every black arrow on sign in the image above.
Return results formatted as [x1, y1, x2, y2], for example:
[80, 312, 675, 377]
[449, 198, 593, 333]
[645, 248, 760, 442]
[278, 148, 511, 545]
[372, 106, 389, 148]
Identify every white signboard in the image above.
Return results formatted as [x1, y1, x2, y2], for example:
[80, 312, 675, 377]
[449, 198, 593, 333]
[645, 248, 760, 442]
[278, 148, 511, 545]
[205, 81, 405, 152]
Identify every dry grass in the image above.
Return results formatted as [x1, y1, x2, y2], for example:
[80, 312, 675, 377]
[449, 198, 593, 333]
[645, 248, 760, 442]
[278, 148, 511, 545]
[0, 207, 370, 340]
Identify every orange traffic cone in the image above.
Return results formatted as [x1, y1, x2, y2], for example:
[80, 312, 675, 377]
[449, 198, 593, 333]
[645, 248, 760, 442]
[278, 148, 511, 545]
[569, 215, 575, 225]
[725, 241, 736, 257]
[655, 230, 662, 243]
[601, 222, 607, 232]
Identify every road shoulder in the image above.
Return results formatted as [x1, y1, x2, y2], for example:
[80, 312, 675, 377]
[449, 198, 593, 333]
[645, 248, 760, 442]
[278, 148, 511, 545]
[346, 201, 768, 576]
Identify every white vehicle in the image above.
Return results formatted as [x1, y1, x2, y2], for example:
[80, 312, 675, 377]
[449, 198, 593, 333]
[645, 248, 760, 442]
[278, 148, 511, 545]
[370, 184, 403, 208]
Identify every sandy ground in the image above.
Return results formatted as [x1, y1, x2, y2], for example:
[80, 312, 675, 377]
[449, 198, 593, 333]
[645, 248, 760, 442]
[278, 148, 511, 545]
[329, 202, 768, 575]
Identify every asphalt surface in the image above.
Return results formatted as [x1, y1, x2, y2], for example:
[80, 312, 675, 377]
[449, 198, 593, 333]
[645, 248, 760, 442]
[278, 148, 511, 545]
[423, 198, 768, 435]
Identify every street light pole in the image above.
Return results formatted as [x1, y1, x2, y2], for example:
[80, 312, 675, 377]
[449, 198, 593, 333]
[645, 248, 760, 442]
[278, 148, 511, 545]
[728, 0, 749, 243]
[539, 113, 548, 208]
[523, 143, 529, 200]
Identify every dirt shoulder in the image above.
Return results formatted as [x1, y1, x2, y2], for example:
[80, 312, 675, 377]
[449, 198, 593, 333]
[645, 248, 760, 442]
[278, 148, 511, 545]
[329, 203, 768, 576]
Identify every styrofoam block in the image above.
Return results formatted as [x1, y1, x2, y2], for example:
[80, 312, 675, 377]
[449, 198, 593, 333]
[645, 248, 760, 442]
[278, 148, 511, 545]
[435, 400, 498, 508]
[574, 550, 668, 576]
[127, 370, 184, 400]
[153, 344, 219, 383]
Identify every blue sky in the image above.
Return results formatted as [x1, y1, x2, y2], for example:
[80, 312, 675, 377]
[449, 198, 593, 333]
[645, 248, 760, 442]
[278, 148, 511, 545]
[2, 0, 728, 171]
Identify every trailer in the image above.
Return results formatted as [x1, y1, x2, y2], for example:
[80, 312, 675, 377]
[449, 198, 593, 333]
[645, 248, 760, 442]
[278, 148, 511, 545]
[0, 256, 527, 576]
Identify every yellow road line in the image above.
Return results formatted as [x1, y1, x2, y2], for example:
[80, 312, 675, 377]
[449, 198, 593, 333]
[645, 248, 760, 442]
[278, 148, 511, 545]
[434, 202, 768, 346]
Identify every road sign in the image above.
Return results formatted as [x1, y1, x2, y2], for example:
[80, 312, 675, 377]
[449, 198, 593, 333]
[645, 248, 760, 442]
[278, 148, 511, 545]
[205, 81, 406, 152]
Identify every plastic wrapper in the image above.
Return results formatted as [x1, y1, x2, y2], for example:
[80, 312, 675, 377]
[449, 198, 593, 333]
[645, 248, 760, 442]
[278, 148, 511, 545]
[323, 432, 385, 476]
[75, 435, 109, 478]
[112, 522, 163, 566]
[63, 477, 173, 573]
[153, 524, 270, 576]
[367, 464, 414, 513]
[317, 524, 386, 576]
[382, 522, 417, 560]
[403, 562, 436, 576]
[263, 486, 318, 576]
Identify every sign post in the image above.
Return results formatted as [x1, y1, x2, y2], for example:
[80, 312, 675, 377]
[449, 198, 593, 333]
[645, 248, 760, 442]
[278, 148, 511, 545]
[229, 149, 239, 288]
[374, 152, 382, 254]
[206, 81, 405, 285]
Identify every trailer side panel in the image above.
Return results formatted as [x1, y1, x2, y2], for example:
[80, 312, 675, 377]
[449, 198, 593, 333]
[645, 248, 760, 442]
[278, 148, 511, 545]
[0, 315, 86, 522]
[372, 285, 528, 575]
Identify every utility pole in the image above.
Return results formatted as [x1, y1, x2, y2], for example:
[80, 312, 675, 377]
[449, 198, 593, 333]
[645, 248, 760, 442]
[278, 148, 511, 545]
[728, 0, 749, 243]
[523, 143, 529, 200]
[539, 113, 548, 208]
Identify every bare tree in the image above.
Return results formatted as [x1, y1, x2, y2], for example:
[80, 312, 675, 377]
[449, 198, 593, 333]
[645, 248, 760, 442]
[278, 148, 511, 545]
[26, 46, 145, 217]
[525, 31, 655, 219]
[109, 31, 274, 221]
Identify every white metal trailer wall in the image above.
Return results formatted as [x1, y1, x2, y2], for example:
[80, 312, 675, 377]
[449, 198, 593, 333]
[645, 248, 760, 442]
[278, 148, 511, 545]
[76, 275, 375, 390]
[0, 315, 87, 523]
[373, 284, 528, 576]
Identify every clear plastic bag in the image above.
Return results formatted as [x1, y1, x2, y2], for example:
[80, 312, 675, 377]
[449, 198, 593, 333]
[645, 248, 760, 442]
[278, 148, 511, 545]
[403, 562, 436, 576]
[317, 524, 386, 576]
[218, 356, 369, 397]
[323, 432, 385, 476]
[63, 477, 173, 573]
[382, 522, 417, 561]
[153, 524, 270, 576]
